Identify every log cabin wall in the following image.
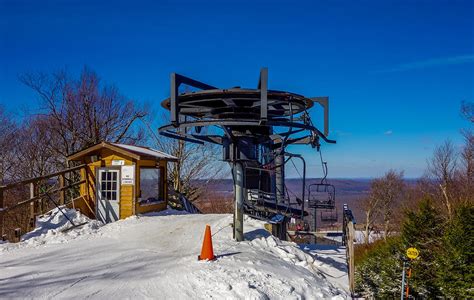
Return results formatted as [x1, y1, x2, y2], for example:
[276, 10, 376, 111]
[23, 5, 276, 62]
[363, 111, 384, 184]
[71, 144, 172, 221]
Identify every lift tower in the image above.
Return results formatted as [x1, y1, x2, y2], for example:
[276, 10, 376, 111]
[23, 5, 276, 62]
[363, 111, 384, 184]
[159, 68, 335, 241]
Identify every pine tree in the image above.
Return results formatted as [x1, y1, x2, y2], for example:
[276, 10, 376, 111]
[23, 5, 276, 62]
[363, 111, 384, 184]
[354, 237, 403, 298]
[401, 197, 444, 297]
[437, 204, 474, 298]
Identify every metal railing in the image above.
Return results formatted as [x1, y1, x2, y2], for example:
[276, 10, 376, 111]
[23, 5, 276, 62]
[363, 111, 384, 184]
[178, 194, 201, 214]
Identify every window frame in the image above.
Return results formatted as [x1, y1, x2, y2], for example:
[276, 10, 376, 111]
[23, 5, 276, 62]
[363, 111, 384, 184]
[138, 166, 165, 206]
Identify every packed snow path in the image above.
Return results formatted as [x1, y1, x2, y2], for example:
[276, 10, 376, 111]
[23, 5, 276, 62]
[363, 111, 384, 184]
[0, 209, 347, 299]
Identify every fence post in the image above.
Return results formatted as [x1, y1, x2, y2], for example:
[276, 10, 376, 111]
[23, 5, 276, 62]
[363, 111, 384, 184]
[348, 221, 355, 295]
[29, 183, 35, 231]
[0, 187, 4, 240]
[59, 174, 65, 205]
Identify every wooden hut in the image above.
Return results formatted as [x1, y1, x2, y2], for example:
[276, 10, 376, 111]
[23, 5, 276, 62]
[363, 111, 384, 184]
[67, 142, 177, 223]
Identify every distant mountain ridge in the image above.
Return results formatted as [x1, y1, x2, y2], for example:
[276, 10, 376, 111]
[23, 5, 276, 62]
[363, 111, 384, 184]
[195, 178, 420, 221]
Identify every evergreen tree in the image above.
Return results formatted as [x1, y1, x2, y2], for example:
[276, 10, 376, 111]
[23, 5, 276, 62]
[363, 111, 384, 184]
[355, 237, 403, 298]
[437, 204, 474, 298]
[401, 197, 444, 297]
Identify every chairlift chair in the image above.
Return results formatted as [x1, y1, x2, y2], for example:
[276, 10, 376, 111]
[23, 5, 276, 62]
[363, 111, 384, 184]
[307, 182, 336, 209]
[320, 207, 338, 222]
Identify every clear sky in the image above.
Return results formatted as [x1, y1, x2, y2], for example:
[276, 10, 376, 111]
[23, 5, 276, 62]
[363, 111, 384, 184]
[1, 0, 473, 178]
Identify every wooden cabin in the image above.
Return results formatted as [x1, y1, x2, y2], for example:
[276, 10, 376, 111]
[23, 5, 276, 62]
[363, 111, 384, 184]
[67, 142, 177, 223]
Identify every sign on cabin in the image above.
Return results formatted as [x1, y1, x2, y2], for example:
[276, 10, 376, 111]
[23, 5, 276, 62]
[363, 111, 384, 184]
[67, 142, 177, 224]
[121, 165, 135, 185]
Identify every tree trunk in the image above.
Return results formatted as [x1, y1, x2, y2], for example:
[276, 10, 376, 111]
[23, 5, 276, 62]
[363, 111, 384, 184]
[364, 211, 371, 245]
[440, 184, 453, 220]
[383, 219, 390, 241]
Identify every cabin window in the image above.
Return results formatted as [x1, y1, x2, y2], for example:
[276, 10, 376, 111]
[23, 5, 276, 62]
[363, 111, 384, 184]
[139, 167, 164, 205]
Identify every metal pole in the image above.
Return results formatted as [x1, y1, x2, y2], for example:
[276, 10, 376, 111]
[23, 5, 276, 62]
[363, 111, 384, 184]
[314, 207, 317, 233]
[234, 162, 244, 241]
[406, 267, 411, 299]
[401, 260, 407, 300]
[301, 157, 305, 219]
[275, 152, 285, 206]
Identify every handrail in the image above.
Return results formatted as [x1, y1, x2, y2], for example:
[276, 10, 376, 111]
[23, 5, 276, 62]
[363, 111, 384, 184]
[1, 164, 87, 240]
[0, 164, 86, 190]
[1, 179, 86, 212]
[178, 194, 200, 214]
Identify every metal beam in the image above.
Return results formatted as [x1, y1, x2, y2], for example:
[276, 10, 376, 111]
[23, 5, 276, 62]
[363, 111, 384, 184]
[159, 130, 205, 145]
[259, 68, 268, 122]
[311, 97, 329, 136]
[170, 73, 217, 126]
[170, 73, 179, 125]
[159, 119, 336, 144]
[175, 73, 217, 91]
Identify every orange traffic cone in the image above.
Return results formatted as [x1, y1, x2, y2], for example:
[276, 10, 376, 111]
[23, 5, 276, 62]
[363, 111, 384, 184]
[198, 225, 215, 261]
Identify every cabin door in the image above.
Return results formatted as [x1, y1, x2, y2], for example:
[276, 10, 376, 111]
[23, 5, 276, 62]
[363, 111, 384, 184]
[97, 168, 120, 223]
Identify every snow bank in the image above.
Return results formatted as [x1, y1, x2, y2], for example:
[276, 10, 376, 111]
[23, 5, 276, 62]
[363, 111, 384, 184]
[0, 209, 348, 299]
[1, 207, 101, 252]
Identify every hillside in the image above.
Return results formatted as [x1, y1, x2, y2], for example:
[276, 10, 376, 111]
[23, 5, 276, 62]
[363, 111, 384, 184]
[198, 178, 419, 222]
[0, 208, 348, 299]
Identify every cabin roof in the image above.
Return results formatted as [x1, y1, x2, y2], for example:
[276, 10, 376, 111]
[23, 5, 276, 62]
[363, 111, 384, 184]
[67, 141, 178, 162]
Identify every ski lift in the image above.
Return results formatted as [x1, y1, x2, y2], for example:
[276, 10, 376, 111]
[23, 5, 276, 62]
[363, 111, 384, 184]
[307, 153, 336, 209]
[242, 151, 310, 220]
[320, 208, 338, 222]
[308, 183, 335, 209]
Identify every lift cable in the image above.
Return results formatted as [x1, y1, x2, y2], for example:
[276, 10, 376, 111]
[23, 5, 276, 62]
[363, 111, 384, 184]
[139, 116, 162, 145]
[319, 147, 329, 184]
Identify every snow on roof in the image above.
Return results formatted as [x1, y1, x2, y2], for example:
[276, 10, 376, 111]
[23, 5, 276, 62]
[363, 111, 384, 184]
[67, 141, 178, 161]
[111, 143, 177, 161]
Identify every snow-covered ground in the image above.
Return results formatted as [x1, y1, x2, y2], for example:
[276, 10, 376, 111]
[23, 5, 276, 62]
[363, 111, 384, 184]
[0, 208, 348, 299]
[354, 230, 384, 244]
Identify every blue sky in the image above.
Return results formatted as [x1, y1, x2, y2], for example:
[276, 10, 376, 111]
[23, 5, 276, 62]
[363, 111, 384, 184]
[1, 0, 473, 178]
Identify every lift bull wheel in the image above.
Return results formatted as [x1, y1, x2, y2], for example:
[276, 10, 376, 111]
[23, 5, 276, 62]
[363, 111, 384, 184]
[159, 68, 336, 241]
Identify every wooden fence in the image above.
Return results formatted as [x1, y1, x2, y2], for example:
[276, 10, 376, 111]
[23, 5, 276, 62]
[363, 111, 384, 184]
[343, 203, 356, 297]
[0, 164, 86, 242]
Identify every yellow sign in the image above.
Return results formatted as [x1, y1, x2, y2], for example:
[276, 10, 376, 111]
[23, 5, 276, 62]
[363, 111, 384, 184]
[406, 247, 419, 259]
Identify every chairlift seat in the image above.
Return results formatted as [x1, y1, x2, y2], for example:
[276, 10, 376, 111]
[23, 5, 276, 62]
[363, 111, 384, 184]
[308, 183, 336, 209]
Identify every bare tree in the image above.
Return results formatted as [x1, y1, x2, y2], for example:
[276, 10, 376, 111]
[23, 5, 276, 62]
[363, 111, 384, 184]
[141, 114, 229, 202]
[428, 140, 457, 219]
[458, 132, 474, 199]
[19, 67, 146, 167]
[359, 194, 382, 245]
[372, 170, 405, 240]
[0, 107, 18, 184]
[459, 101, 474, 202]
[461, 100, 474, 123]
[13, 115, 59, 179]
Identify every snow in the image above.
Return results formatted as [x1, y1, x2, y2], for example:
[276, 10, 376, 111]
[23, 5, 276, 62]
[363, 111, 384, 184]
[301, 244, 349, 293]
[354, 230, 384, 244]
[111, 143, 178, 161]
[0, 208, 348, 299]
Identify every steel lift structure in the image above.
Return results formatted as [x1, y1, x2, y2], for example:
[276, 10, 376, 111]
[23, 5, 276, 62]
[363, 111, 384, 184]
[159, 68, 336, 241]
